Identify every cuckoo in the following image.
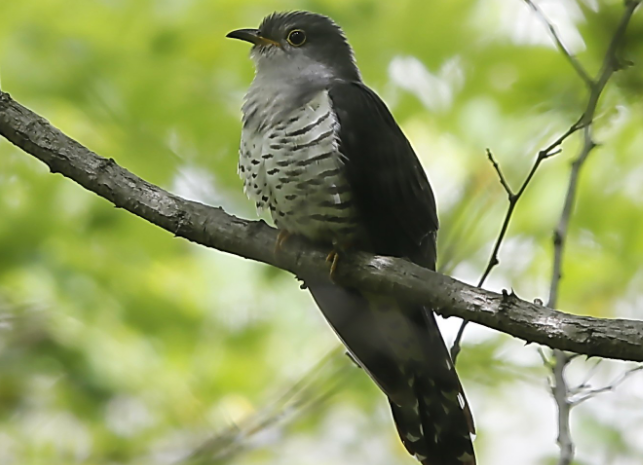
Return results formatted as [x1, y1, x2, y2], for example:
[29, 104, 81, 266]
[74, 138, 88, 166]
[227, 11, 476, 465]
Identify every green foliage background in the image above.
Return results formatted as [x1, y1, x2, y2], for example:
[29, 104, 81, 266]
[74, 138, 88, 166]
[1, 1, 642, 464]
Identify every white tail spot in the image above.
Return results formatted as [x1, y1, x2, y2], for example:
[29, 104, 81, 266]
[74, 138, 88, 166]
[412, 400, 420, 414]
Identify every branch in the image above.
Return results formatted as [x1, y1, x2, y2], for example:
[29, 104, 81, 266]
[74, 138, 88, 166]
[1, 90, 642, 362]
[549, 0, 641, 308]
[523, 0, 594, 87]
[544, 353, 643, 465]
[552, 349, 574, 465]
[571, 364, 643, 406]
[450, 113, 585, 362]
[544, 3, 641, 464]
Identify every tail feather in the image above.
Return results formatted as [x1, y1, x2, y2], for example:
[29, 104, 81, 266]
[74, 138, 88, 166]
[392, 307, 476, 465]
[305, 278, 475, 465]
[390, 371, 475, 465]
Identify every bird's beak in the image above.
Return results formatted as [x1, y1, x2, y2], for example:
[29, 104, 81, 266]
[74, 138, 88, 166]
[226, 28, 281, 47]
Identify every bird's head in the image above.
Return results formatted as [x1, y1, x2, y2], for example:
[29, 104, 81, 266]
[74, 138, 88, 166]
[227, 11, 361, 84]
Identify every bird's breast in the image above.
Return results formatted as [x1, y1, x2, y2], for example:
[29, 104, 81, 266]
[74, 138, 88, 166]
[239, 90, 361, 244]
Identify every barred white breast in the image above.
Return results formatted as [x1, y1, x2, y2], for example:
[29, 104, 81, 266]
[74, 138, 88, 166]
[238, 90, 361, 243]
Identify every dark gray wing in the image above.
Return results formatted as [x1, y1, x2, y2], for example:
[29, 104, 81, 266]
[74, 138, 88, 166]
[328, 81, 438, 268]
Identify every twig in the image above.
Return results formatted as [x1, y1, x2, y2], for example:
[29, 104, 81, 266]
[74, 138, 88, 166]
[570, 364, 643, 406]
[572, 359, 604, 393]
[549, 2, 640, 306]
[523, 0, 594, 87]
[478, 125, 582, 290]
[545, 3, 641, 464]
[541, 355, 643, 465]
[451, 118, 585, 363]
[486, 148, 514, 199]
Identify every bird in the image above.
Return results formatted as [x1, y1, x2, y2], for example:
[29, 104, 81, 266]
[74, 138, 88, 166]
[227, 11, 476, 465]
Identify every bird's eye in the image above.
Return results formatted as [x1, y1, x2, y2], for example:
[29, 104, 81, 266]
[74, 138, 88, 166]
[286, 29, 306, 47]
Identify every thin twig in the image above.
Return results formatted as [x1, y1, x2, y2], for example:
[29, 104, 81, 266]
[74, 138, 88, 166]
[549, 0, 640, 312]
[523, 0, 594, 87]
[545, 3, 640, 464]
[571, 364, 643, 406]
[450, 118, 585, 362]
[486, 148, 515, 199]
[572, 359, 604, 393]
[478, 116, 586, 290]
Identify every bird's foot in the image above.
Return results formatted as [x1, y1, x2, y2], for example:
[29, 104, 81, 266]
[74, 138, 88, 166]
[326, 239, 355, 282]
[274, 230, 291, 255]
[326, 249, 340, 282]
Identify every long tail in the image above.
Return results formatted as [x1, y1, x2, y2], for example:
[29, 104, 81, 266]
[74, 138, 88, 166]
[390, 358, 475, 463]
[387, 308, 475, 465]
[305, 278, 475, 465]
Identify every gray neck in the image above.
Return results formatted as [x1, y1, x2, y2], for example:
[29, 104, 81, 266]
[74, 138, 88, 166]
[242, 51, 350, 131]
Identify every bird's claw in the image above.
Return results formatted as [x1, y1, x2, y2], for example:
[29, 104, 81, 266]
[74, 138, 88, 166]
[326, 249, 340, 281]
[275, 230, 291, 255]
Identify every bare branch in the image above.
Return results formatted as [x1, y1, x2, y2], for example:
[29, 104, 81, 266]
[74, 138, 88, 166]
[486, 148, 515, 199]
[544, 3, 641, 464]
[543, 354, 643, 465]
[570, 364, 643, 406]
[572, 359, 604, 394]
[523, 0, 594, 87]
[549, 0, 640, 318]
[458, 1, 640, 365]
[551, 350, 574, 465]
[1, 90, 642, 362]
[450, 321, 469, 363]
[451, 118, 585, 362]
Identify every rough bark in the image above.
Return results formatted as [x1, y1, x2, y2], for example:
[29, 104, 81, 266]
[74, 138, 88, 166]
[1, 89, 642, 363]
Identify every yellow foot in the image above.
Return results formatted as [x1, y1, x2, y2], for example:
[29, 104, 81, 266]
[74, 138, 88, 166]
[275, 230, 291, 255]
[326, 249, 340, 281]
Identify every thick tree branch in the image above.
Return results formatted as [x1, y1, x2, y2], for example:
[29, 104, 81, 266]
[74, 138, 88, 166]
[1, 90, 642, 363]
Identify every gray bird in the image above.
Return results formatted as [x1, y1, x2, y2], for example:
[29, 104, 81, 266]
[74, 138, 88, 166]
[227, 11, 476, 465]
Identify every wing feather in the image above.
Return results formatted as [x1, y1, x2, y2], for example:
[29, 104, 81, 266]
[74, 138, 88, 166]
[328, 81, 438, 268]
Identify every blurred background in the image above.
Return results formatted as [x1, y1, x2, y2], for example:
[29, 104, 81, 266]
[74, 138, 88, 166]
[1, 0, 642, 464]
